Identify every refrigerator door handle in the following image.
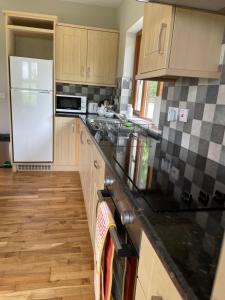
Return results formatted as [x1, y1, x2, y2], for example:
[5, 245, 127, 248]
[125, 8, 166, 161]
[11, 89, 52, 94]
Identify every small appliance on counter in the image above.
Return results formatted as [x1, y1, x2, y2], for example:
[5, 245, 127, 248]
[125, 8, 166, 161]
[56, 94, 87, 114]
[88, 102, 98, 114]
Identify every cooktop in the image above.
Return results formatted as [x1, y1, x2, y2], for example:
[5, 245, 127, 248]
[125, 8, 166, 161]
[86, 117, 225, 213]
[112, 137, 225, 213]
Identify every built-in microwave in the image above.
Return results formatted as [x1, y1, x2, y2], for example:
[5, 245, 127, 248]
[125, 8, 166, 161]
[56, 94, 87, 114]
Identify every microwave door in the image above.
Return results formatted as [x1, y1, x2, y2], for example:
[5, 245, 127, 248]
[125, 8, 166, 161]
[56, 95, 82, 113]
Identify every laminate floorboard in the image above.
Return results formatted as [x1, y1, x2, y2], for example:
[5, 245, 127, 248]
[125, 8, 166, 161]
[0, 169, 94, 300]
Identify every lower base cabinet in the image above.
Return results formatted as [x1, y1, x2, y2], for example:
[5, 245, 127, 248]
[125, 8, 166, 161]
[135, 232, 182, 300]
[54, 117, 79, 170]
[79, 120, 105, 247]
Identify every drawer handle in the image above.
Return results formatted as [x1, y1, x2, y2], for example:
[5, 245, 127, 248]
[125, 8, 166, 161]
[94, 160, 100, 169]
[151, 297, 163, 300]
[158, 23, 167, 54]
[87, 139, 92, 145]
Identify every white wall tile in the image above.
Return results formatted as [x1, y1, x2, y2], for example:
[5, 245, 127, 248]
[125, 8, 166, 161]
[191, 119, 202, 137]
[181, 132, 190, 149]
[208, 142, 222, 162]
[203, 104, 216, 123]
[187, 86, 197, 102]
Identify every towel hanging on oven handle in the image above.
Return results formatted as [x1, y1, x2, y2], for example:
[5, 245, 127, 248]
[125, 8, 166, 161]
[97, 190, 137, 258]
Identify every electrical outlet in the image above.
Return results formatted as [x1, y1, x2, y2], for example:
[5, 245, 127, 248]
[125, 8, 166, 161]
[167, 107, 179, 122]
[179, 109, 189, 122]
[161, 158, 171, 174]
[170, 166, 180, 182]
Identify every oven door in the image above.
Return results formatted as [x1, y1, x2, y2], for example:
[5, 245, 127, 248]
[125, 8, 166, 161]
[98, 190, 138, 300]
[56, 95, 82, 113]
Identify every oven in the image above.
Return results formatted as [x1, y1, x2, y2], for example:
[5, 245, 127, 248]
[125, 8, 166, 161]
[56, 94, 87, 114]
[98, 161, 146, 300]
[98, 189, 138, 300]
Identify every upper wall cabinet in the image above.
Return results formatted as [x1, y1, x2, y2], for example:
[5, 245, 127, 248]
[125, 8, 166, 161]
[56, 26, 87, 83]
[87, 30, 119, 86]
[138, 3, 225, 80]
[56, 24, 119, 86]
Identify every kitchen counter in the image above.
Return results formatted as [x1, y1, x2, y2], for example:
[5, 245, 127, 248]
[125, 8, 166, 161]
[59, 113, 225, 300]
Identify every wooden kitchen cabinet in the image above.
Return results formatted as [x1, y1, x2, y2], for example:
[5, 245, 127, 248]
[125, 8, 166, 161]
[135, 231, 182, 300]
[87, 30, 118, 86]
[56, 24, 119, 86]
[138, 3, 225, 80]
[56, 25, 87, 83]
[89, 144, 105, 244]
[54, 117, 78, 170]
[79, 120, 105, 246]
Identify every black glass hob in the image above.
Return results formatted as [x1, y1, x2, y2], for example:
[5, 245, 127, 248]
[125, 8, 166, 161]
[112, 139, 225, 213]
[86, 117, 225, 213]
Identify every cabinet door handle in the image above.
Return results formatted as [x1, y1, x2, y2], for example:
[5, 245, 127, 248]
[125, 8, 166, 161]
[81, 66, 85, 77]
[80, 131, 84, 144]
[87, 66, 90, 78]
[87, 139, 92, 145]
[72, 124, 75, 133]
[151, 297, 163, 300]
[158, 23, 167, 54]
[94, 160, 100, 169]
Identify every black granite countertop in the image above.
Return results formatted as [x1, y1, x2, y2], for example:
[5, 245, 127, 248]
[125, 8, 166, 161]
[60, 113, 225, 300]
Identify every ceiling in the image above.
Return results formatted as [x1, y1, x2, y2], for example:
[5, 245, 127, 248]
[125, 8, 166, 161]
[59, 0, 123, 8]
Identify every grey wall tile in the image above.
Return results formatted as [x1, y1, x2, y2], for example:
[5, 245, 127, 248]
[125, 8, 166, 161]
[211, 124, 225, 144]
[206, 85, 219, 104]
[200, 122, 213, 141]
[196, 86, 208, 103]
[214, 105, 225, 126]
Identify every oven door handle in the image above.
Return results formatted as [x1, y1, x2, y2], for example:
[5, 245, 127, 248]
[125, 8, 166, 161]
[97, 190, 137, 258]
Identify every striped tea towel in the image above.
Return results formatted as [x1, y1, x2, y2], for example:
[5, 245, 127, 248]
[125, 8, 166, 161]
[94, 201, 116, 300]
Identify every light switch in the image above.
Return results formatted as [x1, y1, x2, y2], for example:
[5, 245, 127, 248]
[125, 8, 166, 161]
[179, 109, 189, 122]
[167, 107, 179, 122]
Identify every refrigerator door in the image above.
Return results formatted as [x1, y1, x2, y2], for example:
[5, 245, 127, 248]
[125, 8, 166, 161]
[11, 89, 53, 162]
[10, 56, 53, 91]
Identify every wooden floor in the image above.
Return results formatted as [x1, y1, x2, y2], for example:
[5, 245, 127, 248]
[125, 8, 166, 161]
[0, 169, 95, 300]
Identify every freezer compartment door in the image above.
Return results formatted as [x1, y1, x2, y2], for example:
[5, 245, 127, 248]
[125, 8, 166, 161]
[11, 89, 53, 162]
[10, 56, 53, 91]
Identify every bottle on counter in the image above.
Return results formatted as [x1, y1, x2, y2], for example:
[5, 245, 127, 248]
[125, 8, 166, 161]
[127, 104, 133, 120]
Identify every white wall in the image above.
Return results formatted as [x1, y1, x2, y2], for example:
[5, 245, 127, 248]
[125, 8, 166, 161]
[116, 0, 144, 77]
[0, 0, 117, 133]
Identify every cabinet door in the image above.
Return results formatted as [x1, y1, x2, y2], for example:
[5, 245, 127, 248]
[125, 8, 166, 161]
[147, 256, 182, 300]
[87, 30, 118, 85]
[89, 145, 105, 246]
[56, 25, 87, 83]
[139, 3, 173, 74]
[79, 124, 87, 193]
[54, 117, 77, 166]
[135, 280, 147, 300]
[137, 232, 182, 300]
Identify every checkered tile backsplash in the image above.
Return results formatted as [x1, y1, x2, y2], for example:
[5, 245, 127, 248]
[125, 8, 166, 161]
[158, 36, 225, 211]
[56, 83, 115, 103]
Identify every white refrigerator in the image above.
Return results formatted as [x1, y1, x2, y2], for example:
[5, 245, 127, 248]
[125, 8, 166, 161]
[10, 56, 53, 162]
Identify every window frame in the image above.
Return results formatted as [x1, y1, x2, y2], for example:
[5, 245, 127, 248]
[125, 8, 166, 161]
[132, 31, 163, 119]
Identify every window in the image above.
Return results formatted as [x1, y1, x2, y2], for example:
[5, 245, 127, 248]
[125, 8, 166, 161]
[132, 31, 163, 120]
